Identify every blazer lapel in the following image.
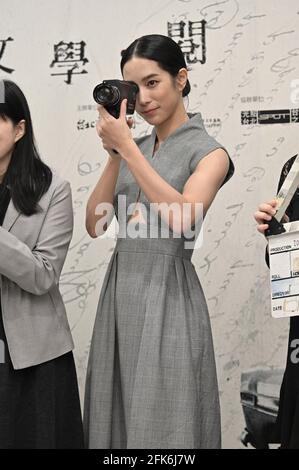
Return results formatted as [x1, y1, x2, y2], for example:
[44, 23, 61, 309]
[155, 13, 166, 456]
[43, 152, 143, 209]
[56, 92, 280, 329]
[2, 198, 21, 231]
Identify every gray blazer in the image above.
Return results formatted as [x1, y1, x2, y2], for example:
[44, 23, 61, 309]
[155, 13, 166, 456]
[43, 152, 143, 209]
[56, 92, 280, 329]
[0, 171, 74, 369]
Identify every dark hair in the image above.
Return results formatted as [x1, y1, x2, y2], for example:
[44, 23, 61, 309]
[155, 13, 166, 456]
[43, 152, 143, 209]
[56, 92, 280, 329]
[120, 34, 191, 97]
[0, 79, 52, 216]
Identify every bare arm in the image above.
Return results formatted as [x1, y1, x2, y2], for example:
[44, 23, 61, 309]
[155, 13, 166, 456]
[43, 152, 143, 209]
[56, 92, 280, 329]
[120, 140, 230, 233]
[86, 107, 135, 238]
[95, 100, 231, 234]
[86, 155, 121, 238]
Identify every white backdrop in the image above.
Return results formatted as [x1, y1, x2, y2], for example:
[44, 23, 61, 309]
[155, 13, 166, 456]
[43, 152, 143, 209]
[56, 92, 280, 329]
[1, 0, 299, 448]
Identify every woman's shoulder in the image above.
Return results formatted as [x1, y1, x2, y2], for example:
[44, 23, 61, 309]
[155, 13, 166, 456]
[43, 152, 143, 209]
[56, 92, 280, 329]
[183, 112, 228, 154]
[49, 168, 71, 189]
[41, 167, 72, 205]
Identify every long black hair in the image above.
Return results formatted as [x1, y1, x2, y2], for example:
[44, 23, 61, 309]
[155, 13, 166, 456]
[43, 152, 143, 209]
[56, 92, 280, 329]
[120, 34, 191, 97]
[0, 79, 52, 216]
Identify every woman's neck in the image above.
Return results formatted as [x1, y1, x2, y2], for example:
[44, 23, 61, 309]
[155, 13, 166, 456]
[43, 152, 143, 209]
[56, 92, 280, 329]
[155, 103, 189, 144]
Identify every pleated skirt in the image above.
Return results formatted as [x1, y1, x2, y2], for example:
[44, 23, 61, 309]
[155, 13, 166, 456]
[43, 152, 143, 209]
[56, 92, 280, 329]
[0, 300, 84, 449]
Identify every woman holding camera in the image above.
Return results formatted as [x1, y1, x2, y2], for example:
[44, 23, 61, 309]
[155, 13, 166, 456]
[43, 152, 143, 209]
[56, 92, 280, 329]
[84, 34, 234, 449]
[254, 154, 299, 449]
[0, 79, 84, 449]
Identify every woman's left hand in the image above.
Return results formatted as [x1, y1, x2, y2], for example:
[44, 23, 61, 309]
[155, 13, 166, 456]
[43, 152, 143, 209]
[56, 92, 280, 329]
[97, 98, 133, 155]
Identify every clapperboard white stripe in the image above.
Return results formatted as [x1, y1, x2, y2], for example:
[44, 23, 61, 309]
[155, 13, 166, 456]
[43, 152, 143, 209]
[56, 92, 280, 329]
[274, 154, 299, 222]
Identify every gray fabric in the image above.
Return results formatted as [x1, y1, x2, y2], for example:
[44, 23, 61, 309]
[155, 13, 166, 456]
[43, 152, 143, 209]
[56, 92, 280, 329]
[0, 171, 74, 369]
[84, 113, 234, 449]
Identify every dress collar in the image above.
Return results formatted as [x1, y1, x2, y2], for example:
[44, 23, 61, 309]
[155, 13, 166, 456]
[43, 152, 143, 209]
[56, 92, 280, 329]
[148, 112, 204, 159]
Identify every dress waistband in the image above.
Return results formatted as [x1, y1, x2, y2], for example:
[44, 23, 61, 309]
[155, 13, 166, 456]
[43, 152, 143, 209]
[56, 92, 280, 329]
[114, 236, 193, 261]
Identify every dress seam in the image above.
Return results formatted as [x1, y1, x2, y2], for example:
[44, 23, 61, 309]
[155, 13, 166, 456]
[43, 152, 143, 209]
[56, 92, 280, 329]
[115, 248, 192, 261]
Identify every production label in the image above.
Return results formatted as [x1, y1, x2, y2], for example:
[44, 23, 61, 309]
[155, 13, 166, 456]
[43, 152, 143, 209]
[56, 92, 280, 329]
[269, 229, 299, 318]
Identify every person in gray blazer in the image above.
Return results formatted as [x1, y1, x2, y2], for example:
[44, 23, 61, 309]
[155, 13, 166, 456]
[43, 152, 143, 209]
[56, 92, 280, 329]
[0, 79, 84, 448]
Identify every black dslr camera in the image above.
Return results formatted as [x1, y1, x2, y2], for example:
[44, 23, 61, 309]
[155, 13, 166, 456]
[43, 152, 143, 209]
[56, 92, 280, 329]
[93, 79, 139, 118]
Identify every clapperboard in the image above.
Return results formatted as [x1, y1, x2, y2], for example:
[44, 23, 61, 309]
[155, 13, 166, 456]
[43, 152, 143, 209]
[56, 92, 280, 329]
[267, 154, 299, 318]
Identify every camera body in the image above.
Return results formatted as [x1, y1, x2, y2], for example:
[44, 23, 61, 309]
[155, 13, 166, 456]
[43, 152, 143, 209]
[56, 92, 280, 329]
[93, 79, 139, 118]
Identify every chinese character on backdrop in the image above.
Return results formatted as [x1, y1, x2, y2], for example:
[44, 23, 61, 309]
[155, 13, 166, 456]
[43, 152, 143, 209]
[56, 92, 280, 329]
[50, 41, 89, 84]
[0, 37, 14, 74]
[241, 111, 258, 125]
[291, 109, 299, 123]
[167, 20, 207, 64]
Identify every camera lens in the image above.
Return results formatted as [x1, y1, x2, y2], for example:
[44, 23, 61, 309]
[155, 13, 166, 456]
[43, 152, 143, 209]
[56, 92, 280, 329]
[93, 84, 120, 105]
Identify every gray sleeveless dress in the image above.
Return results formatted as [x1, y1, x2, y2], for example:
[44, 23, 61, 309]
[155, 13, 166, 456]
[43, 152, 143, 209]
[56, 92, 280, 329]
[83, 112, 234, 449]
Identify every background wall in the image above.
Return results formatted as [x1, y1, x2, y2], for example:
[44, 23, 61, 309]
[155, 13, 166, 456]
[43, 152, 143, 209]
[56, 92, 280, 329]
[1, 0, 299, 448]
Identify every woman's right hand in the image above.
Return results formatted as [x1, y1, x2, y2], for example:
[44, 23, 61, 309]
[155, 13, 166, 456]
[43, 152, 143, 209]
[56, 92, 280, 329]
[254, 199, 278, 234]
[96, 112, 135, 162]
